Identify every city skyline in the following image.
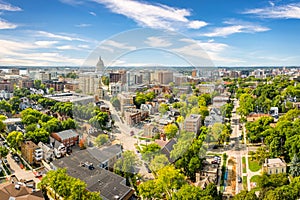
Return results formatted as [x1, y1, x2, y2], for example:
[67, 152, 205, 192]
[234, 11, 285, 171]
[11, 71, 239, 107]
[1, 0, 300, 66]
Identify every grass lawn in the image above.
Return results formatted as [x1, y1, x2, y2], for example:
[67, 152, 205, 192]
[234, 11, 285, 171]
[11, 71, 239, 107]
[243, 176, 247, 190]
[250, 175, 261, 184]
[242, 157, 246, 173]
[248, 158, 261, 172]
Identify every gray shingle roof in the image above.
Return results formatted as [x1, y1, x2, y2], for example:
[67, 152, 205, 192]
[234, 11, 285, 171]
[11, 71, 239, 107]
[52, 149, 133, 200]
[86, 145, 122, 163]
[55, 129, 78, 140]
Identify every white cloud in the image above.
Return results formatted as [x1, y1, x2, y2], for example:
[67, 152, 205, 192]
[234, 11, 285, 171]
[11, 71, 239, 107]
[202, 20, 270, 37]
[56, 45, 79, 50]
[188, 20, 208, 29]
[0, 19, 17, 29]
[78, 44, 90, 49]
[34, 40, 58, 47]
[36, 31, 87, 42]
[0, 39, 84, 66]
[89, 11, 96, 16]
[244, 3, 300, 19]
[92, 0, 207, 30]
[144, 36, 172, 47]
[175, 38, 242, 64]
[104, 40, 136, 51]
[75, 23, 91, 27]
[0, 2, 22, 11]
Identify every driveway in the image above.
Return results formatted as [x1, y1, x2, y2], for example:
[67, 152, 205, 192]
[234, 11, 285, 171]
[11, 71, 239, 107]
[7, 153, 41, 183]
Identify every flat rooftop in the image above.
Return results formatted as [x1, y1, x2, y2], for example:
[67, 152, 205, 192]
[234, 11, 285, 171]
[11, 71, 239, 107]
[52, 149, 133, 200]
[44, 93, 94, 103]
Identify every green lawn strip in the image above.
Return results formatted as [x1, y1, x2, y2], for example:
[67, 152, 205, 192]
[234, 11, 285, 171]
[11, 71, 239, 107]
[2, 163, 11, 175]
[242, 157, 246, 173]
[242, 176, 247, 190]
[248, 158, 261, 172]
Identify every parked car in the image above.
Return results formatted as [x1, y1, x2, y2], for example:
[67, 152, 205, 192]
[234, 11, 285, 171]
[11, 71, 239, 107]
[13, 155, 20, 162]
[238, 176, 242, 183]
[211, 160, 218, 164]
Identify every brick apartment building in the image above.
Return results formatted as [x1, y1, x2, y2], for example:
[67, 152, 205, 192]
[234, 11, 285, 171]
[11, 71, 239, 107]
[21, 141, 43, 164]
[51, 129, 79, 147]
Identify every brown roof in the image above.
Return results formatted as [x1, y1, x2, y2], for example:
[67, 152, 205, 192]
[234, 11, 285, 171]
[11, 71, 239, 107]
[0, 182, 44, 200]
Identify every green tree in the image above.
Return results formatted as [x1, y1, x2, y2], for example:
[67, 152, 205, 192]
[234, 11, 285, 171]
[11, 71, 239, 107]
[0, 100, 12, 113]
[110, 96, 120, 109]
[233, 190, 258, 200]
[9, 96, 21, 112]
[7, 131, 24, 149]
[89, 111, 109, 129]
[159, 103, 169, 115]
[172, 184, 206, 200]
[0, 146, 9, 158]
[25, 128, 50, 144]
[114, 150, 140, 180]
[164, 123, 178, 139]
[61, 118, 76, 130]
[149, 154, 169, 173]
[101, 76, 109, 86]
[138, 165, 186, 200]
[0, 115, 7, 132]
[141, 143, 161, 162]
[238, 93, 254, 117]
[94, 134, 109, 147]
[170, 131, 195, 161]
[290, 154, 300, 177]
[39, 168, 102, 200]
[49, 87, 55, 94]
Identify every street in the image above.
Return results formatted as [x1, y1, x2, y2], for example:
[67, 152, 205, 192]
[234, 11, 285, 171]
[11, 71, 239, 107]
[102, 99, 153, 179]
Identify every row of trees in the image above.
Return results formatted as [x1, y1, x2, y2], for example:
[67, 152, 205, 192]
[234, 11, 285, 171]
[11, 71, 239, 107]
[235, 76, 299, 118]
[235, 173, 300, 200]
[245, 109, 300, 161]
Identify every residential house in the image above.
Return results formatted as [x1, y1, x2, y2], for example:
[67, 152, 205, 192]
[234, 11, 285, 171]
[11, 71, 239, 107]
[0, 182, 44, 200]
[143, 123, 160, 137]
[51, 129, 79, 148]
[21, 141, 43, 164]
[246, 113, 271, 122]
[196, 163, 218, 189]
[198, 84, 215, 94]
[140, 103, 155, 115]
[204, 108, 224, 127]
[51, 149, 134, 200]
[117, 92, 136, 116]
[38, 142, 55, 162]
[212, 95, 230, 108]
[156, 138, 177, 163]
[263, 158, 287, 175]
[124, 109, 148, 126]
[86, 145, 122, 170]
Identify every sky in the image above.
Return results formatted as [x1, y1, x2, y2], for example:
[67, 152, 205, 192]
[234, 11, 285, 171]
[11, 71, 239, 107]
[1, 0, 300, 67]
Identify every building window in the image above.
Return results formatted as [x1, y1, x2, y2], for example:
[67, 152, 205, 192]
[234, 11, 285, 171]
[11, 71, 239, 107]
[269, 170, 272, 174]
[282, 168, 284, 172]
[276, 169, 278, 174]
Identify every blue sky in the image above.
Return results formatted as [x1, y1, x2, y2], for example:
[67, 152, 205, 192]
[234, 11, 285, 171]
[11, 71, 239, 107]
[1, 0, 300, 66]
